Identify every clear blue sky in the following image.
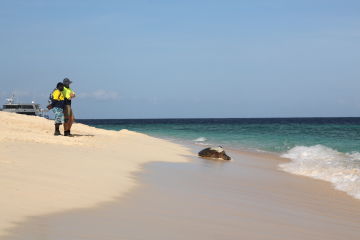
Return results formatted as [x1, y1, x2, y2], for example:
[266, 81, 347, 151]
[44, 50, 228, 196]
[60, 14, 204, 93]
[1, 0, 359, 118]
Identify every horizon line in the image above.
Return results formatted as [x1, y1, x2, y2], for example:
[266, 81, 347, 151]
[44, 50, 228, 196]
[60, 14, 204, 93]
[77, 116, 360, 120]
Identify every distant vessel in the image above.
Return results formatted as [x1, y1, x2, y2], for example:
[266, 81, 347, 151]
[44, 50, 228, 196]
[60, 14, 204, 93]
[1, 94, 49, 118]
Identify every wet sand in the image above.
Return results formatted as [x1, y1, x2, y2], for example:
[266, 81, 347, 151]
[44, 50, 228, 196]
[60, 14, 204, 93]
[3, 146, 360, 240]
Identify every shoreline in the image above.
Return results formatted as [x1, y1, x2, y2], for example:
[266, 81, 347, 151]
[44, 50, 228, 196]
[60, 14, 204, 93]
[141, 135, 360, 201]
[1, 112, 359, 239]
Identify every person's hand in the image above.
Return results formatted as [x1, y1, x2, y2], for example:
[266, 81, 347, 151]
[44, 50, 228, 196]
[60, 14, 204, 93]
[70, 93, 76, 98]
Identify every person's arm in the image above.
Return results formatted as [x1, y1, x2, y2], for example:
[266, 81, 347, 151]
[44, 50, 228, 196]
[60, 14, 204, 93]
[70, 89, 76, 99]
[50, 90, 61, 107]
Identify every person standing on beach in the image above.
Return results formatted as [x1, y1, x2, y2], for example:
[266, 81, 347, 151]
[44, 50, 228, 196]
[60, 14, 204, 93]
[62, 78, 76, 136]
[49, 82, 65, 136]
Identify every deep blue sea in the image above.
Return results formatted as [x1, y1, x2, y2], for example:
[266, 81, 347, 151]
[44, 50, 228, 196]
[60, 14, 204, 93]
[77, 118, 360, 199]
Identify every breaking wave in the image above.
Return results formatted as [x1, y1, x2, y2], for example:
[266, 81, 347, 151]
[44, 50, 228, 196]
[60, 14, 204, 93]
[280, 145, 360, 200]
[193, 137, 207, 142]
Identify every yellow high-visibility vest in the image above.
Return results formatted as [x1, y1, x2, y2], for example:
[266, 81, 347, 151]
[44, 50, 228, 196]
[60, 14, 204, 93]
[52, 89, 65, 101]
[62, 87, 75, 100]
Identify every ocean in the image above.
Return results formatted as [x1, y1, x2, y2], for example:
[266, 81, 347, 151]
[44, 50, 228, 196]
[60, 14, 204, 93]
[77, 118, 360, 199]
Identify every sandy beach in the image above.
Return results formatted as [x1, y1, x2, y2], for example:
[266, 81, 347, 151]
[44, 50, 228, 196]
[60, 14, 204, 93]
[1, 112, 359, 240]
[0, 112, 191, 238]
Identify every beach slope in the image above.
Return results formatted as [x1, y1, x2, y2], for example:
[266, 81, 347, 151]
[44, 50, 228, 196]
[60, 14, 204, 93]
[0, 112, 191, 237]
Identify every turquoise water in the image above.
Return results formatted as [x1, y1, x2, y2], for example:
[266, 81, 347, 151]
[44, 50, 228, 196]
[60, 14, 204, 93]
[78, 118, 360, 153]
[78, 118, 360, 199]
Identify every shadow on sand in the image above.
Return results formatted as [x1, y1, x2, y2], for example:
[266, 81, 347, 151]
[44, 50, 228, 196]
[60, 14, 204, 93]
[71, 134, 95, 137]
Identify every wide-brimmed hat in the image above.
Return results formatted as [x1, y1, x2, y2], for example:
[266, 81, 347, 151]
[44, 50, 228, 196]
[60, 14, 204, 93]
[63, 78, 72, 84]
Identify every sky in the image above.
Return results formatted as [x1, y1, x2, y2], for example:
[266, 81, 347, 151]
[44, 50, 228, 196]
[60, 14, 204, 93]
[0, 0, 359, 118]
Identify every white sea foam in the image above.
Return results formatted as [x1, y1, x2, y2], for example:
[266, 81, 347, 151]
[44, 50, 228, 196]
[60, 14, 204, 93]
[195, 142, 210, 146]
[193, 137, 207, 142]
[280, 145, 360, 200]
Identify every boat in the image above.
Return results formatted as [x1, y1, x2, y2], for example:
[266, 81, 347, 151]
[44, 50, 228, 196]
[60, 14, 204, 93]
[1, 94, 49, 118]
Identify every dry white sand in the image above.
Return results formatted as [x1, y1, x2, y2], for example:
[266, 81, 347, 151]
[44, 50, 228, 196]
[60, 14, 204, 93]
[0, 112, 192, 238]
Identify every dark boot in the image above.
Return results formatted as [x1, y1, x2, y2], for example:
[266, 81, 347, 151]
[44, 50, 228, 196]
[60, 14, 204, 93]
[54, 123, 61, 136]
[64, 130, 73, 137]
